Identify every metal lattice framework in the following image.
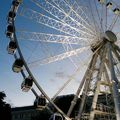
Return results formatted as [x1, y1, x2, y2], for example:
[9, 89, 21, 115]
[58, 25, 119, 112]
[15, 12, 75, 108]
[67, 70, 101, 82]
[6, 0, 120, 120]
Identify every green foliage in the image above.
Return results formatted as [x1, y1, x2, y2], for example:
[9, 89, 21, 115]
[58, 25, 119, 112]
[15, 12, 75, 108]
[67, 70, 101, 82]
[0, 91, 12, 120]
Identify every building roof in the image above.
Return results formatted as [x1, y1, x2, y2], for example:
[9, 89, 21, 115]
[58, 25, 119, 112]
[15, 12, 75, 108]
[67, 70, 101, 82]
[12, 105, 36, 112]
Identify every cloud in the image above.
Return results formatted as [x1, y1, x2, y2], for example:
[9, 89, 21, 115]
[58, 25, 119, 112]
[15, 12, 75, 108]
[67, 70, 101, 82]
[55, 71, 66, 78]
[50, 79, 55, 82]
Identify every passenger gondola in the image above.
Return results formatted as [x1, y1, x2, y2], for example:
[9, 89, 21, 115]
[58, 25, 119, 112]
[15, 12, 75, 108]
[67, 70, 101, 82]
[10, 0, 22, 15]
[34, 94, 46, 107]
[113, 8, 120, 15]
[21, 76, 33, 92]
[98, 0, 104, 4]
[106, 2, 112, 9]
[12, 0, 22, 7]
[12, 58, 24, 73]
[7, 41, 17, 54]
[49, 113, 63, 120]
[6, 24, 14, 38]
[7, 11, 16, 24]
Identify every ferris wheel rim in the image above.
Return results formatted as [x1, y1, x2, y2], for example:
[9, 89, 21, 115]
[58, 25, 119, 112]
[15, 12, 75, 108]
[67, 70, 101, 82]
[6, 0, 120, 119]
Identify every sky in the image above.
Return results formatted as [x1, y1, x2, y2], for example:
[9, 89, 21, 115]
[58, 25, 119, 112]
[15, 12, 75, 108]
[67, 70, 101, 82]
[1, 0, 120, 108]
[0, 0, 36, 107]
[0, 0, 89, 107]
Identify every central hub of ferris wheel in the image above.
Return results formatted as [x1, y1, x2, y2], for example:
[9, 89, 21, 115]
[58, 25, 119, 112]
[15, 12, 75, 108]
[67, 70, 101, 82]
[91, 30, 117, 52]
[104, 30, 117, 43]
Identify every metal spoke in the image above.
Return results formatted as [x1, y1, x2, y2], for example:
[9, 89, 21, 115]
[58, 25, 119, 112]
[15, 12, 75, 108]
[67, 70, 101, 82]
[30, 0, 95, 35]
[59, 0, 96, 31]
[93, 0, 103, 33]
[28, 46, 89, 67]
[17, 31, 92, 45]
[18, 6, 95, 38]
[6, 0, 120, 120]
[109, 15, 119, 30]
[88, 0, 101, 40]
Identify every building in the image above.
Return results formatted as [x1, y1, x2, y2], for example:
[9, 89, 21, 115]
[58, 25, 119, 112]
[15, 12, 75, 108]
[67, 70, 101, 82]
[12, 105, 43, 120]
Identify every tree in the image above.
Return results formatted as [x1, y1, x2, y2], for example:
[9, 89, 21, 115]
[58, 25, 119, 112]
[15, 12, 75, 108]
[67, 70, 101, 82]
[0, 91, 12, 120]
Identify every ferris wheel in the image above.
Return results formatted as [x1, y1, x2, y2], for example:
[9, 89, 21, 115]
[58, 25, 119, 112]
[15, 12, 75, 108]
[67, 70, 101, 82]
[6, 0, 120, 120]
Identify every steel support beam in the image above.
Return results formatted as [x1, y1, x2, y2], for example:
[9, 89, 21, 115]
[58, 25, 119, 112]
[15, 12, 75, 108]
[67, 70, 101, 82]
[108, 43, 120, 120]
[76, 52, 99, 120]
